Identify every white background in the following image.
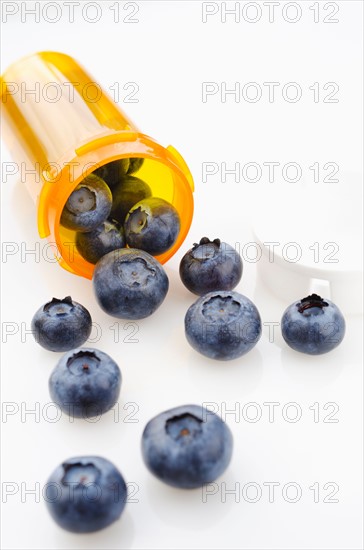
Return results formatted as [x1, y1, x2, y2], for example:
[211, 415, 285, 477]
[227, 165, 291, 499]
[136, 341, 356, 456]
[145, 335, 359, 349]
[1, 1, 363, 549]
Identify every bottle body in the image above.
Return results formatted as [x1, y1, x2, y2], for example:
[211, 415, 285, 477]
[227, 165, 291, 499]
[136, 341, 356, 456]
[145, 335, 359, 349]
[1, 52, 194, 278]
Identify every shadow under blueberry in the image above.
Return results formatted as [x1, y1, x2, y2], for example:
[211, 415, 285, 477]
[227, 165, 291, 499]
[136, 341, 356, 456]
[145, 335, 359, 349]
[144, 473, 234, 531]
[280, 345, 345, 387]
[54, 396, 132, 432]
[163, 265, 198, 303]
[186, 347, 264, 395]
[51, 509, 134, 549]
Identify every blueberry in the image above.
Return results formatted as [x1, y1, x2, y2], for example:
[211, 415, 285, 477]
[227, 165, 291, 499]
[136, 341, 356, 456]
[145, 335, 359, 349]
[45, 455, 127, 532]
[281, 293, 346, 355]
[93, 248, 169, 319]
[93, 158, 130, 189]
[110, 175, 152, 224]
[185, 290, 261, 360]
[180, 237, 243, 295]
[76, 219, 125, 264]
[49, 347, 121, 418]
[127, 157, 144, 175]
[60, 174, 112, 232]
[124, 197, 180, 256]
[31, 297, 92, 352]
[141, 404, 233, 489]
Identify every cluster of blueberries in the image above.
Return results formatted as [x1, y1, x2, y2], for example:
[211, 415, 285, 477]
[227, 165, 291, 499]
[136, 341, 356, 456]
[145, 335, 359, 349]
[30, 159, 346, 534]
[31, 315, 233, 533]
[60, 157, 180, 262]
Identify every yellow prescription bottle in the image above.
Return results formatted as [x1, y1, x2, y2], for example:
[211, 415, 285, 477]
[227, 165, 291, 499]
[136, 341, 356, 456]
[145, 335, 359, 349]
[1, 51, 194, 279]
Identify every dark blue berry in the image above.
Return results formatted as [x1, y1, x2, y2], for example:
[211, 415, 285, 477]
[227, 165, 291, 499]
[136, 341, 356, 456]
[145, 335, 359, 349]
[60, 174, 112, 232]
[93, 158, 130, 189]
[44, 456, 127, 532]
[49, 347, 121, 418]
[110, 175, 151, 224]
[142, 404, 233, 488]
[185, 290, 262, 360]
[281, 293, 346, 354]
[180, 237, 243, 295]
[31, 297, 92, 352]
[124, 197, 180, 256]
[127, 157, 144, 175]
[93, 248, 169, 319]
[76, 219, 125, 264]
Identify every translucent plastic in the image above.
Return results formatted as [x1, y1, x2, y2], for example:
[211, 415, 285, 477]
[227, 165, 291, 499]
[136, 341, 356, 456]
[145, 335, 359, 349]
[1, 51, 194, 278]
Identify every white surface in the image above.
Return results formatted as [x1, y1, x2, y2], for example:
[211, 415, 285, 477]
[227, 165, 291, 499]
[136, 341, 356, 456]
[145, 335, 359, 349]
[0, 2, 363, 549]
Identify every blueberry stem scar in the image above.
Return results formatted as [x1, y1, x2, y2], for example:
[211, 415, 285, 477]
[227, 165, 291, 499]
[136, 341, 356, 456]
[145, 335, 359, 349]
[61, 461, 99, 484]
[66, 350, 100, 368]
[297, 293, 329, 313]
[192, 237, 221, 250]
[44, 296, 74, 312]
[165, 413, 203, 440]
